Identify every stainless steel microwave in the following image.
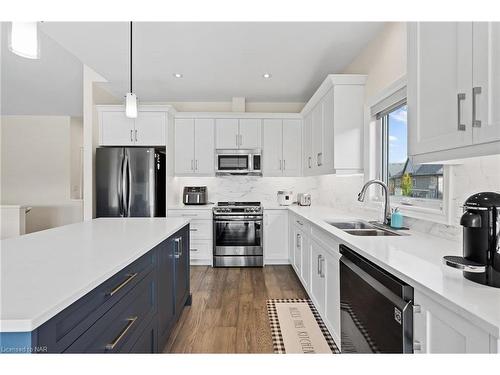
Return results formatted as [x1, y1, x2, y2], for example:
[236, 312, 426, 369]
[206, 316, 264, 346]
[215, 149, 262, 176]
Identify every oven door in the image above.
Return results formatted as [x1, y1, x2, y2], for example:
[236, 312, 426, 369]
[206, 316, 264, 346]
[213, 216, 263, 256]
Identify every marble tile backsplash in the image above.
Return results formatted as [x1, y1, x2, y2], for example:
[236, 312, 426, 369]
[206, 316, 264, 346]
[169, 154, 500, 243]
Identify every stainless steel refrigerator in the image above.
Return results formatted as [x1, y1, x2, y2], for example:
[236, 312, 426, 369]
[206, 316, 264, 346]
[96, 147, 166, 218]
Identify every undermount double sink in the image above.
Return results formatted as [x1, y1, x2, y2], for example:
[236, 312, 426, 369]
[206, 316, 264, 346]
[325, 220, 407, 236]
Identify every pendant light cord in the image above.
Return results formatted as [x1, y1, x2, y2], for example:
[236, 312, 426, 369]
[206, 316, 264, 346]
[130, 21, 133, 93]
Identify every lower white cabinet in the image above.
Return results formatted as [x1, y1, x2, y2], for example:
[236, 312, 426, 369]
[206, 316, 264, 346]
[413, 289, 492, 353]
[324, 248, 341, 346]
[264, 210, 289, 264]
[167, 209, 213, 265]
[310, 239, 326, 315]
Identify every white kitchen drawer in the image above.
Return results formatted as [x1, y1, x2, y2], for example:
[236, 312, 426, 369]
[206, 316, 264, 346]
[188, 220, 212, 240]
[189, 240, 212, 260]
[292, 215, 311, 234]
[167, 209, 212, 220]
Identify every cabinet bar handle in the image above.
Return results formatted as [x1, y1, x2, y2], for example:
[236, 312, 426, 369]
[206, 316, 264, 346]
[472, 87, 482, 128]
[320, 256, 325, 278]
[174, 237, 183, 258]
[296, 220, 303, 226]
[283, 160, 286, 170]
[279, 159, 282, 170]
[190, 160, 194, 171]
[105, 316, 137, 351]
[317, 254, 322, 275]
[134, 129, 138, 142]
[191, 248, 198, 252]
[190, 228, 198, 232]
[308, 156, 312, 169]
[195, 159, 198, 170]
[130, 130, 133, 142]
[296, 233, 301, 249]
[239, 134, 243, 146]
[107, 272, 138, 297]
[457, 93, 466, 131]
[413, 341, 422, 352]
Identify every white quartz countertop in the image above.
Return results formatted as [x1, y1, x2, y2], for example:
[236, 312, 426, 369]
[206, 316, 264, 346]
[288, 206, 500, 337]
[0, 218, 189, 332]
[168, 204, 215, 210]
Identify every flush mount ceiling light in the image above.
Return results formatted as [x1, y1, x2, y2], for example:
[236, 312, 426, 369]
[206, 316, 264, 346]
[262, 73, 272, 79]
[125, 21, 137, 119]
[9, 22, 40, 59]
[173, 73, 183, 78]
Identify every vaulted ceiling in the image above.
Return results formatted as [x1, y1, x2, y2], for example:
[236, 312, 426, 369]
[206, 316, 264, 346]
[1, 22, 384, 115]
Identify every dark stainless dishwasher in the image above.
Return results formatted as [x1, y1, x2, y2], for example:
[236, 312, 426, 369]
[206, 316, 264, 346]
[340, 245, 414, 353]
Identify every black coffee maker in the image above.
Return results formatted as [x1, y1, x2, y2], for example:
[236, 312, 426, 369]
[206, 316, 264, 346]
[444, 192, 500, 288]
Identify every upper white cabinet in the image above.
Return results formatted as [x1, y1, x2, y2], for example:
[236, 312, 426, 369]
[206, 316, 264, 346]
[175, 118, 215, 176]
[98, 107, 167, 146]
[301, 75, 366, 175]
[472, 22, 500, 145]
[215, 118, 261, 149]
[239, 119, 262, 149]
[263, 119, 301, 176]
[408, 22, 500, 163]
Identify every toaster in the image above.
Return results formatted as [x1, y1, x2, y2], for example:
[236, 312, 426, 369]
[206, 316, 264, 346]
[183, 186, 208, 205]
[297, 193, 311, 206]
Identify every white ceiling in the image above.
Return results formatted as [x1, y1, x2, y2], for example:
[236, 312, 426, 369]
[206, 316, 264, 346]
[41, 22, 383, 103]
[1, 22, 83, 116]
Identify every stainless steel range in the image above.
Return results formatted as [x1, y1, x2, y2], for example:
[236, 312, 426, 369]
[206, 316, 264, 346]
[213, 202, 263, 267]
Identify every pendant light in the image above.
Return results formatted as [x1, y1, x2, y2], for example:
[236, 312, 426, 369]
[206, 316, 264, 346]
[9, 22, 40, 59]
[125, 21, 137, 118]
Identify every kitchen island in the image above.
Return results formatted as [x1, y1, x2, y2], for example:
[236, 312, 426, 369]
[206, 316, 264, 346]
[0, 218, 190, 353]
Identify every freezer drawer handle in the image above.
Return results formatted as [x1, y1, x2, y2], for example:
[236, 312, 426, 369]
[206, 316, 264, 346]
[107, 272, 138, 297]
[105, 316, 137, 351]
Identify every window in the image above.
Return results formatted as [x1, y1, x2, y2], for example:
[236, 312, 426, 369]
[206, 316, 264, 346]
[380, 103, 444, 210]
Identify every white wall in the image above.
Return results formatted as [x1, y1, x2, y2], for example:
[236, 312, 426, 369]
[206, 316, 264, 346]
[0, 115, 83, 233]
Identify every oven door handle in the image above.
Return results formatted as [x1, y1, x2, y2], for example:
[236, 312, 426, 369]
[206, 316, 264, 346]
[214, 219, 263, 224]
[214, 216, 263, 221]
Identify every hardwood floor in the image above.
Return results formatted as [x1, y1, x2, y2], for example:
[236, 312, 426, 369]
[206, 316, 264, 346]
[163, 265, 307, 353]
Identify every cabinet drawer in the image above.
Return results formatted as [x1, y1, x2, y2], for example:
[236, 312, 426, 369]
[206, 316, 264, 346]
[168, 209, 212, 220]
[190, 239, 212, 260]
[65, 270, 157, 353]
[189, 220, 212, 240]
[37, 250, 156, 352]
[292, 215, 311, 233]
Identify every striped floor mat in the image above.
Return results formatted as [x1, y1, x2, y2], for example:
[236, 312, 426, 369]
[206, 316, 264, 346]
[266, 299, 340, 354]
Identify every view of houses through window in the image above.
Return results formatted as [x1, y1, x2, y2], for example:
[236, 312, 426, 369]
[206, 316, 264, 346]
[382, 104, 444, 207]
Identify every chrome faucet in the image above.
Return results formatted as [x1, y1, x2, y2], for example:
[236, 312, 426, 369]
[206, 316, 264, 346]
[357, 179, 391, 226]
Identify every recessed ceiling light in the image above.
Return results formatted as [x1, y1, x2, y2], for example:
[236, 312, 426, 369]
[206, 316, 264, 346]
[173, 73, 183, 78]
[262, 73, 272, 79]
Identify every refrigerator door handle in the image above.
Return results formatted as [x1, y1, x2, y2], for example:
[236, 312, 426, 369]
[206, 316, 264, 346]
[127, 150, 132, 217]
[121, 151, 128, 217]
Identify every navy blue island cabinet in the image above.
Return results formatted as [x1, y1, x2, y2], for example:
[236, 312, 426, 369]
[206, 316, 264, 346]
[1, 224, 191, 354]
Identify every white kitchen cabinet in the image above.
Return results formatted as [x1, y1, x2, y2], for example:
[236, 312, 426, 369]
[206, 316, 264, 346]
[310, 239, 326, 315]
[263, 119, 301, 177]
[301, 75, 366, 175]
[264, 210, 289, 264]
[216, 118, 261, 149]
[174, 119, 195, 174]
[408, 22, 500, 163]
[134, 112, 166, 146]
[174, 118, 214, 176]
[99, 111, 135, 146]
[303, 112, 313, 175]
[167, 209, 213, 265]
[413, 289, 491, 353]
[324, 246, 341, 345]
[263, 119, 283, 176]
[215, 118, 239, 149]
[408, 22, 474, 156]
[98, 107, 167, 146]
[194, 119, 215, 174]
[239, 119, 262, 149]
[472, 22, 500, 145]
